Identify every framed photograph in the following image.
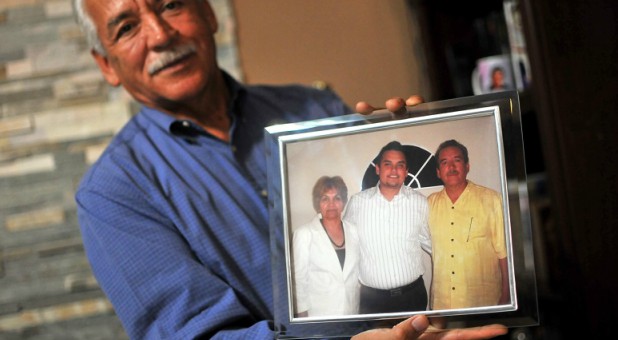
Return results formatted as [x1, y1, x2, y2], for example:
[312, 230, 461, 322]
[265, 91, 539, 338]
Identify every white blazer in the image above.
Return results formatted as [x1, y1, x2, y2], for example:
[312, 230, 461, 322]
[293, 215, 360, 316]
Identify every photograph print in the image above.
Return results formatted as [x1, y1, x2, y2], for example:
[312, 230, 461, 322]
[265, 92, 538, 338]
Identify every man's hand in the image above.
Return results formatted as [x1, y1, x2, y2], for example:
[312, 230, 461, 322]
[356, 95, 425, 115]
[351, 315, 507, 340]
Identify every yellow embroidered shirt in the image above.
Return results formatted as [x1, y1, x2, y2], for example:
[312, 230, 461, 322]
[428, 181, 506, 309]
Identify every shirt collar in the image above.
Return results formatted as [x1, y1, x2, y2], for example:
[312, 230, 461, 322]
[439, 179, 472, 200]
[138, 71, 247, 140]
[371, 182, 411, 201]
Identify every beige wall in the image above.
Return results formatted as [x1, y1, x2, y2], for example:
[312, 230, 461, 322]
[232, 0, 431, 108]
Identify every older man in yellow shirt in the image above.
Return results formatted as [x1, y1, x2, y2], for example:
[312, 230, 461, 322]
[428, 139, 509, 310]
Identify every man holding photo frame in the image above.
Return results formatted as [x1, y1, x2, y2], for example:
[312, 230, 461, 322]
[72, 0, 507, 337]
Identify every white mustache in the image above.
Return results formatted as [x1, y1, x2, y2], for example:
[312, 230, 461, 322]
[147, 44, 197, 75]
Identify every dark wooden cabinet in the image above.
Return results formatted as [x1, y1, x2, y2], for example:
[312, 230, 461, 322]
[413, 0, 618, 338]
[410, 0, 510, 99]
[520, 1, 618, 338]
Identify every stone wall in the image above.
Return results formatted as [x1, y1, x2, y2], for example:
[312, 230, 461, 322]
[0, 1, 241, 338]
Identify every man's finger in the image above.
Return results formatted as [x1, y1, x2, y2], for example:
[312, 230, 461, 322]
[355, 101, 378, 115]
[384, 97, 407, 115]
[356, 95, 425, 116]
[391, 315, 429, 339]
[425, 323, 508, 340]
[406, 95, 424, 106]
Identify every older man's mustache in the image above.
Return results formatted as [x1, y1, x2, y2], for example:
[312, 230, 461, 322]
[147, 44, 197, 75]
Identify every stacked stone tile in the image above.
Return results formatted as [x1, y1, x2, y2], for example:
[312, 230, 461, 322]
[0, 1, 241, 338]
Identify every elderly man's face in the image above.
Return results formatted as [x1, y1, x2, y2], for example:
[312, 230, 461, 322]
[436, 146, 469, 188]
[85, 0, 219, 108]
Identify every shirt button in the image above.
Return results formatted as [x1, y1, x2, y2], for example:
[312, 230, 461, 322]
[231, 146, 238, 153]
[451, 254, 454, 258]
[260, 189, 268, 197]
[451, 238, 454, 242]
[451, 206, 455, 209]
[182, 120, 191, 128]
[452, 271, 455, 275]
[452, 287, 456, 290]
[450, 222, 454, 225]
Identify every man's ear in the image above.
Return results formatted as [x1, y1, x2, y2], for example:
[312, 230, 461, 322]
[91, 50, 121, 87]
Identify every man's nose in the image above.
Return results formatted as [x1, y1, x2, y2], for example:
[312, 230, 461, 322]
[144, 15, 176, 49]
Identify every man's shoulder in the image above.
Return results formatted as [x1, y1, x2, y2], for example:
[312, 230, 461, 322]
[349, 186, 378, 201]
[427, 188, 445, 202]
[247, 83, 339, 101]
[468, 181, 500, 198]
[76, 113, 154, 194]
[244, 83, 351, 120]
[400, 185, 428, 201]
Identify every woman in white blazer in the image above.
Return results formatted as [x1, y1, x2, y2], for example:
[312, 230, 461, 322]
[293, 176, 360, 317]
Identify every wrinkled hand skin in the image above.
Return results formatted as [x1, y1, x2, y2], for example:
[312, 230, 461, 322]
[356, 95, 425, 115]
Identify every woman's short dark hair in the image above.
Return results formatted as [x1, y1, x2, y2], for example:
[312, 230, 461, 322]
[312, 176, 348, 212]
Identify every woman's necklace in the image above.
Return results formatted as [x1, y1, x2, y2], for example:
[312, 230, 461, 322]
[320, 220, 345, 248]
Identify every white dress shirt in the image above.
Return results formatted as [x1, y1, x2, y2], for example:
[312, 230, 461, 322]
[344, 184, 431, 290]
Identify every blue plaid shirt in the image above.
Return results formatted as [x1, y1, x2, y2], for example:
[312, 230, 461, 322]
[76, 73, 350, 339]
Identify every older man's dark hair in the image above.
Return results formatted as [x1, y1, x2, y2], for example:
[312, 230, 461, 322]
[435, 139, 469, 167]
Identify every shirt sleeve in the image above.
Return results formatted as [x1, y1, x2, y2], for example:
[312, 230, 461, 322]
[491, 193, 507, 259]
[76, 184, 274, 340]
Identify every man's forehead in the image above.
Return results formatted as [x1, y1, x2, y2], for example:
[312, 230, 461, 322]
[85, 0, 164, 14]
[86, 0, 165, 5]
[85, 0, 168, 33]
[381, 150, 406, 163]
[439, 146, 464, 159]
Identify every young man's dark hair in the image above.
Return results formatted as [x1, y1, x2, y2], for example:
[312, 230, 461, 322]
[377, 141, 406, 164]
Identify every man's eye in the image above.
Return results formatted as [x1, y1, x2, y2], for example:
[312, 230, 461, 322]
[163, 1, 183, 11]
[117, 24, 133, 38]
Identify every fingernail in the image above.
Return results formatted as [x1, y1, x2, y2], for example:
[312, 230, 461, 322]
[411, 316, 428, 332]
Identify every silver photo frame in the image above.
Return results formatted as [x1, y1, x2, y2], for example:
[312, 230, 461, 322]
[265, 91, 539, 338]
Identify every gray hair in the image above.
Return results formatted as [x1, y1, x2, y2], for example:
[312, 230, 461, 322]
[72, 0, 106, 55]
[71, 0, 208, 56]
